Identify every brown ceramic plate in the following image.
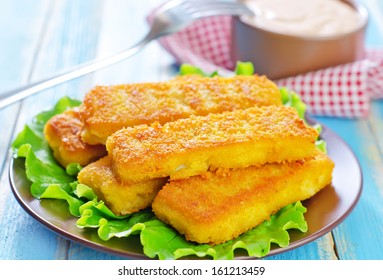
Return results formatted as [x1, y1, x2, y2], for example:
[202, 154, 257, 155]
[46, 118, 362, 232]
[8, 118, 362, 259]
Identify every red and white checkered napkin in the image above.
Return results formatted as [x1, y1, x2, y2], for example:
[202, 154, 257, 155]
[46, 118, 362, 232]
[152, 15, 383, 118]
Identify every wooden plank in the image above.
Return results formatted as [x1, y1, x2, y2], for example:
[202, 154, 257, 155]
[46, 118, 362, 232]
[369, 100, 383, 168]
[64, 0, 176, 260]
[267, 234, 338, 260]
[67, 0, 333, 260]
[364, 0, 383, 167]
[314, 115, 383, 259]
[0, 0, 50, 173]
[92, 0, 176, 86]
[0, 0, 59, 260]
[23, 0, 105, 260]
[1, 0, 382, 260]
[274, 0, 383, 259]
[0, 0, 106, 259]
[53, 0, 337, 260]
[363, 0, 383, 47]
[310, 0, 383, 260]
[66, 244, 125, 260]
[15, 0, 104, 124]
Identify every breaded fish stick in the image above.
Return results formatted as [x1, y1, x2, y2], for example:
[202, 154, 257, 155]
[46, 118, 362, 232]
[152, 150, 334, 245]
[77, 156, 167, 215]
[106, 105, 318, 182]
[80, 75, 282, 144]
[44, 108, 107, 167]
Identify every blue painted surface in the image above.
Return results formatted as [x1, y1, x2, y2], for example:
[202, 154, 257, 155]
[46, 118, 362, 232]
[0, 0, 382, 260]
[315, 116, 383, 259]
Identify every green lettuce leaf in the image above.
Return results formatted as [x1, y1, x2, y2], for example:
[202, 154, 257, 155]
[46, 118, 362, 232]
[12, 64, 319, 260]
[280, 87, 307, 119]
[39, 184, 84, 216]
[76, 199, 307, 260]
[180, 61, 255, 77]
[12, 96, 82, 213]
[234, 61, 255, 75]
[13, 96, 81, 153]
[280, 87, 326, 152]
[179, 64, 218, 77]
[146, 201, 307, 260]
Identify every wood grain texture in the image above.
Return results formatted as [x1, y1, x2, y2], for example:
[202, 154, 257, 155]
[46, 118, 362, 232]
[92, 0, 176, 85]
[0, 0, 49, 178]
[315, 0, 383, 260]
[313, 116, 383, 259]
[0, 0, 105, 260]
[0, 0, 382, 260]
[0, 0, 52, 260]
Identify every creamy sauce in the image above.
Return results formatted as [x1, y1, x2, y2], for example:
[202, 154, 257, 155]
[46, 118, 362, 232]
[243, 0, 362, 37]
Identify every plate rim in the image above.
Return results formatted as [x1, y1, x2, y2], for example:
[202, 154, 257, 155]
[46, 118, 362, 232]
[8, 119, 363, 259]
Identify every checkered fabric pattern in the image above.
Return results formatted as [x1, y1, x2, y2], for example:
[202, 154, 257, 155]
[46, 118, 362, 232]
[149, 13, 383, 118]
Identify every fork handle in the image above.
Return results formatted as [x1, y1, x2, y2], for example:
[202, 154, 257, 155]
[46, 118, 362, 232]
[0, 35, 153, 110]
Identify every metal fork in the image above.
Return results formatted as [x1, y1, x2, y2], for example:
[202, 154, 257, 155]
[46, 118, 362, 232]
[0, 0, 253, 109]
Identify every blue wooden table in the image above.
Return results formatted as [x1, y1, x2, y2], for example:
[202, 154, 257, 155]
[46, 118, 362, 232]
[0, 0, 382, 260]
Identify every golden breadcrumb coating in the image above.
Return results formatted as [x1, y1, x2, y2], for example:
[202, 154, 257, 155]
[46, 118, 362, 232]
[77, 156, 168, 215]
[152, 150, 334, 245]
[44, 108, 107, 167]
[80, 75, 282, 144]
[106, 105, 318, 182]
